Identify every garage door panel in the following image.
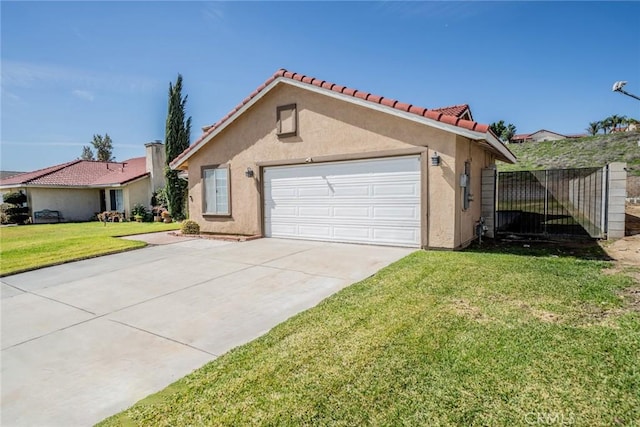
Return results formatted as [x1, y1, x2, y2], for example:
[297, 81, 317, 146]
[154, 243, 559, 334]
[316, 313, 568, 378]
[299, 206, 332, 217]
[332, 226, 372, 240]
[373, 228, 420, 244]
[373, 183, 420, 197]
[333, 206, 370, 219]
[269, 187, 297, 198]
[268, 205, 297, 217]
[373, 205, 419, 220]
[297, 224, 331, 238]
[298, 186, 331, 197]
[264, 156, 421, 247]
[332, 185, 370, 197]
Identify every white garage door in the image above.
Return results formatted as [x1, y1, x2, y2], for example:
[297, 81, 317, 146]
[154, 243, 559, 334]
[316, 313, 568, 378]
[264, 156, 421, 247]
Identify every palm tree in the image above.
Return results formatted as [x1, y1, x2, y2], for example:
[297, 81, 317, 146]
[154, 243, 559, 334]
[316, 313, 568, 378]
[600, 117, 613, 134]
[503, 124, 517, 142]
[609, 114, 625, 132]
[587, 121, 601, 136]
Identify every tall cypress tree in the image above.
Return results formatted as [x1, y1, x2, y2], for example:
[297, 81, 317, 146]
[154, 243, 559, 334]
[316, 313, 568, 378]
[164, 74, 192, 221]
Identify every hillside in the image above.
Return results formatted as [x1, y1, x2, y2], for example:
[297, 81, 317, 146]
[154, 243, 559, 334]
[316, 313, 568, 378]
[498, 131, 640, 175]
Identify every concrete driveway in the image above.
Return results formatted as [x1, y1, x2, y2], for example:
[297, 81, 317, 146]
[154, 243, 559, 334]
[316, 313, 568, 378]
[1, 237, 413, 426]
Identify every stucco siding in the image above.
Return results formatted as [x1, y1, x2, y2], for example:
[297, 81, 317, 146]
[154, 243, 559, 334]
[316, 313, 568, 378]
[124, 178, 152, 216]
[28, 188, 101, 222]
[186, 83, 493, 249]
[455, 136, 496, 248]
[530, 131, 565, 143]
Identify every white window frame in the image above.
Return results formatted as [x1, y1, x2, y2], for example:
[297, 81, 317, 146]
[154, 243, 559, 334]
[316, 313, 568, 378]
[202, 164, 231, 216]
[109, 189, 124, 212]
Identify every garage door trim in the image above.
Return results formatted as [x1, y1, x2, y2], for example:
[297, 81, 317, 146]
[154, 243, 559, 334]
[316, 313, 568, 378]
[262, 155, 426, 248]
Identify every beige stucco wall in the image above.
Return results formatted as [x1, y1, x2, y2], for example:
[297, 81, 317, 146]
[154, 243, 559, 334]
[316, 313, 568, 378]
[145, 142, 166, 193]
[455, 136, 496, 248]
[26, 187, 101, 222]
[101, 178, 151, 218]
[124, 178, 152, 215]
[530, 131, 565, 143]
[184, 83, 496, 249]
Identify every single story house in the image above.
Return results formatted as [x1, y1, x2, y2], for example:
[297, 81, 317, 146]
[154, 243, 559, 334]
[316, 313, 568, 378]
[171, 69, 516, 249]
[0, 142, 165, 222]
[511, 129, 585, 143]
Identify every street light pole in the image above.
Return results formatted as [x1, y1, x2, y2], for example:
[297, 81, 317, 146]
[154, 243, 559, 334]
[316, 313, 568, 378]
[612, 81, 640, 101]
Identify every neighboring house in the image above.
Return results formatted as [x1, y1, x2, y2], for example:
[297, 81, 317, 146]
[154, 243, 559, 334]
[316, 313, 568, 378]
[511, 129, 586, 143]
[0, 142, 165, 222]
[171, 70, 516, 249]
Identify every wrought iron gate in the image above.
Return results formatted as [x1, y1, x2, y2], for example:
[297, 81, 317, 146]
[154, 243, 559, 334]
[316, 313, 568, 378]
[496, 167, 607, 238]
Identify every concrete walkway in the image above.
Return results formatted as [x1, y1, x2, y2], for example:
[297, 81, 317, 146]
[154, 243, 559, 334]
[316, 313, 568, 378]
[1, 237, 413, 426]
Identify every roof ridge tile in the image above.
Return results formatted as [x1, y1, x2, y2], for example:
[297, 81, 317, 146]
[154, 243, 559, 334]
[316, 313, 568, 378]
[170, 69, 510, 167]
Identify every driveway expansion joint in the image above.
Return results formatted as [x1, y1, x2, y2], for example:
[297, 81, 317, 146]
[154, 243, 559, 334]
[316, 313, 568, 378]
[108, 319, 218, 357]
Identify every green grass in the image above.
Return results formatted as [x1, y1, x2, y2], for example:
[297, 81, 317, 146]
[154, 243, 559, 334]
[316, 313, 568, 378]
[499, 131, 640, 175]
[0, 221, 180, 276]
[99, 249, 639, 427]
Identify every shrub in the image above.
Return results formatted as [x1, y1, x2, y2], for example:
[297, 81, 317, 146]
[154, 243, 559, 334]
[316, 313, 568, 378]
[6, 206, 29, 224]
[0, 198, 29, 225]
[131, 204, 147, 217]
[152, 187, 168, 208]
[3, 191, 27, 206]
[180, 220, 200, 235]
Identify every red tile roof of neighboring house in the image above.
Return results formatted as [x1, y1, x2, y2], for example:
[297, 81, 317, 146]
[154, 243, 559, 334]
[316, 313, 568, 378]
[431, 104, 471, 118]
[0, 157, 148, 187]
[172, 69, 513, 168]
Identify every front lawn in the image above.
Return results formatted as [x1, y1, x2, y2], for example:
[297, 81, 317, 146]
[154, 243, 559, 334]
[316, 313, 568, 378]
[0, 222, 180, 276]
[99, 249, 639, 426]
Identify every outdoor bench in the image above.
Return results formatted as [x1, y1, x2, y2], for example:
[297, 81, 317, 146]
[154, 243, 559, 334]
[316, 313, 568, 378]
[34, 209, 62, 223]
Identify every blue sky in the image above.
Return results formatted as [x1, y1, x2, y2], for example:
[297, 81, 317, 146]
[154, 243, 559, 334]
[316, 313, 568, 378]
[2, 1, 639, 171]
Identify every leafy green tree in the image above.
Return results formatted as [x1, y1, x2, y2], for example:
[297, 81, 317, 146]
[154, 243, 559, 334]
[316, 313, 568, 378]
[490, 120, 517, 142]
[164, 74, 192, 221]
[80, 145, 95, 160]
[91, 134, 114, 161]
[587, 121, 601, 136]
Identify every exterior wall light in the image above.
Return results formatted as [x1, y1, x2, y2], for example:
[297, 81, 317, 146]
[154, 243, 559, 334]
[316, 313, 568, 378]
[431, 152, 441, 166]
[245, 167, 254, 178]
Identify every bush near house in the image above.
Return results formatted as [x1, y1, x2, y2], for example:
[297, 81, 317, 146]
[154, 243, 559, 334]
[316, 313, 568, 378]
[1, 191, 30, 224]
[180, 219, 200, 235]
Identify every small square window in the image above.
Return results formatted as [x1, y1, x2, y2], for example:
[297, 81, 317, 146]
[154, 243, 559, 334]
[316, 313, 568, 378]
[277, 104, 297, 137]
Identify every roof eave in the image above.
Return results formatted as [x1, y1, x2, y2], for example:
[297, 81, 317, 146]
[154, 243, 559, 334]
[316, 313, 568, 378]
[171, 76, 516, 168]
[481, 132, 517, 163]
[0, 174, 150, 189]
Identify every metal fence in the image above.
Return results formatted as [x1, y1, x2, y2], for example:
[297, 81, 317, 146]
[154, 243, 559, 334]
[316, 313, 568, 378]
[496, 167, 606, 238]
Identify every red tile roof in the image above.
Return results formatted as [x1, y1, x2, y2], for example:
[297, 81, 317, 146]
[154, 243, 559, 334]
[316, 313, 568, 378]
[171, 69, 507, 168]
[431, 104, 471, 118]
[0, 157, 148, 187]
